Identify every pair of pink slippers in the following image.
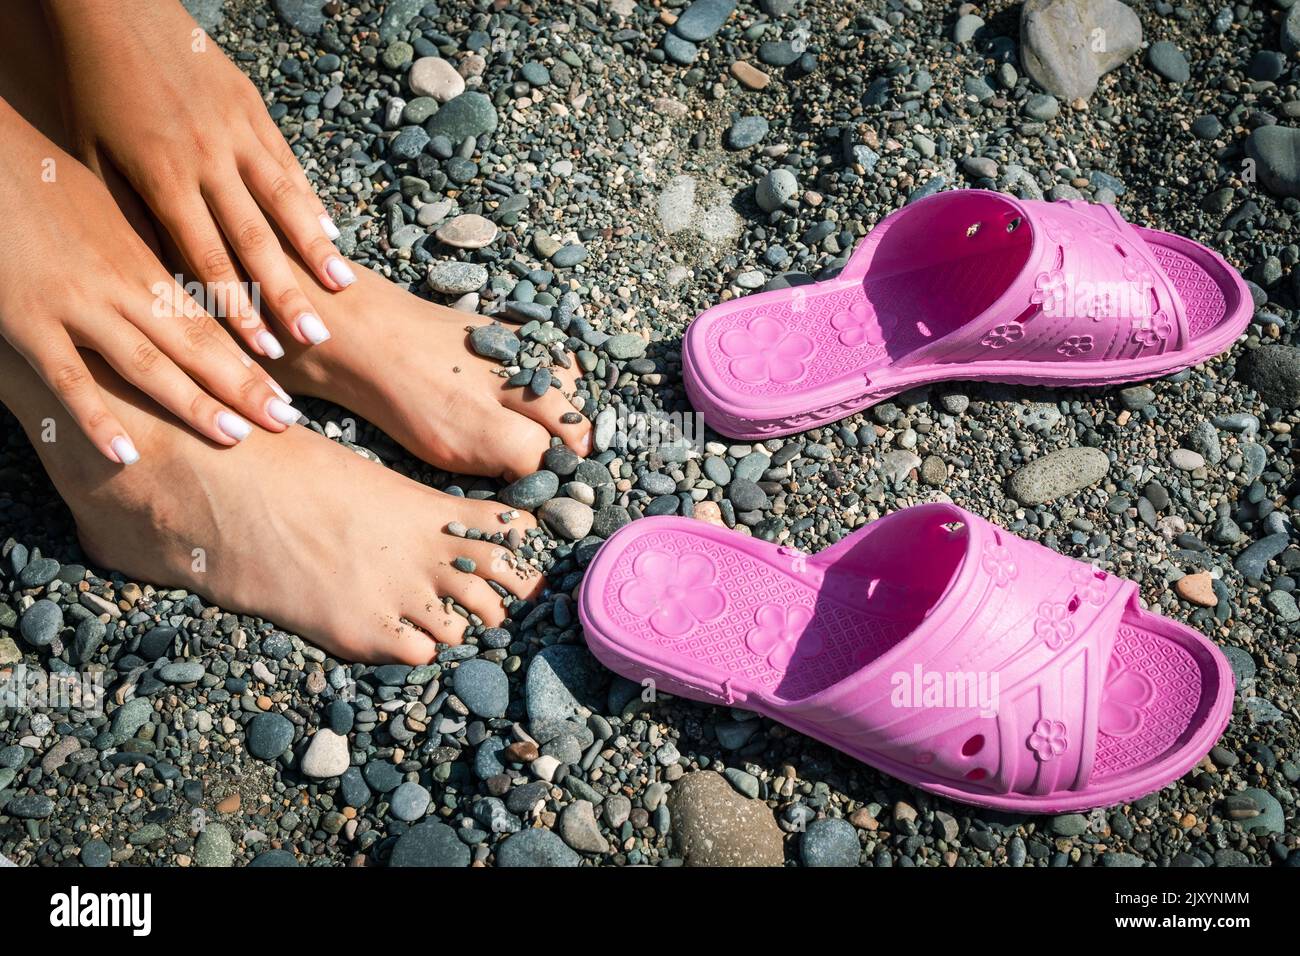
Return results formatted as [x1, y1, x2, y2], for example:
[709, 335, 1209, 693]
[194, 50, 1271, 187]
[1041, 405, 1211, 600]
[577, 192, 1245, 812]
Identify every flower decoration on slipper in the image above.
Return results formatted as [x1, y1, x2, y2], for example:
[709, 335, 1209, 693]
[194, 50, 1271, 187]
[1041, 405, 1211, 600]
[719, 316, 815, 385]
[830, 301, 885, 348]
[746, 603, 819, 669]
[1034, 601, 1076, 650]
[1030, 270, 1068, 312]
[1098, 662, 1156, 738]
[980, 323, 1024, 350]
[1028, 717, 1069, 762]
[1057, 334, 1093, 357]
[1132, 310, 1174, 348]
[1069, 565, 1109, 606]
[619, 550, 726, 637]
[981, 542, 1018, 587]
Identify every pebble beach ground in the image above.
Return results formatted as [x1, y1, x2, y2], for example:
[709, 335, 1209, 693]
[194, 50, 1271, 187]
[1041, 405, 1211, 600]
[2, 0, 1299, 868]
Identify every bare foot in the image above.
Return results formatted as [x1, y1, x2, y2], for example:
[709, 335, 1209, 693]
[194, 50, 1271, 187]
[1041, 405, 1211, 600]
[268, 260, 593, 480]
[1, 344, 543, 665]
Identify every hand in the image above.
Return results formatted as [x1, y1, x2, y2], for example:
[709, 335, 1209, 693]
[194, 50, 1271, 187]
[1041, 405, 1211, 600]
[0, 98, 298, 463]
[45, 0, 353, 357]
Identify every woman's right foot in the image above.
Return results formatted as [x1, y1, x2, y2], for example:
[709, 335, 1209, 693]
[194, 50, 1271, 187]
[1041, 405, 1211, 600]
[3, 346, 542, 665]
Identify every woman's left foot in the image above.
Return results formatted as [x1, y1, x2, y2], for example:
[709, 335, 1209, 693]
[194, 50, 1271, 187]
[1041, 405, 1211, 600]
[269, 260, 592, 480]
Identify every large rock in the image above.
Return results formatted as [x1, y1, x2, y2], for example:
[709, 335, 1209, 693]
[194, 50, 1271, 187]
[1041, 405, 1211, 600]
[1245, 127, 1300, 199]
[1240, 344, 1300, 408]
[1020, 0, 1142, 101]
[669, 771, 785, 866]
[1007, 446, 1111, 505]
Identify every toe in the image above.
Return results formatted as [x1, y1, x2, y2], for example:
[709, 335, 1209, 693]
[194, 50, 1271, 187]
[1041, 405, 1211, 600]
[407, 599, 469, 646]
[356, 615, 441, 665]
[434, 564, 510, 627]
[445, 492, 538, 536]
[484, 406, 554, 480]
[457, 537, 545, 600]
[499, 379, 592, 457]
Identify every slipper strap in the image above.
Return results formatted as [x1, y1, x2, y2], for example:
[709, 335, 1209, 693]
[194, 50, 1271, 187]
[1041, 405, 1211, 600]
[785, 509, 1136, 799]
[896, 196, 1191, 369]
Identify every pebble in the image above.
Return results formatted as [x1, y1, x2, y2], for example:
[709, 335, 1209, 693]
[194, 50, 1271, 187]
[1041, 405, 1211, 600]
[499, 471, 560, 510]
[389, 820, 470, 867]
[557, 799, 610, 853]
[452, 659, 509, 719]
[19, 600, 62, 647]
[726, 116, 769, 150]
[247, 712, 295, 760]
[424, 91, 497, 141]
[1147, 40, 1190, 84]
[496, 828, 581, 867]
[435, 214, 498, 250]
[669, 771, 784, 866]
[301, 729, 351, 779]
[407, 57, 464, 102]
[469, 324, 520, 362]
[800, 818, 860, 867]
[1008, 446, 1110, 505]
[388, 782, 431, 822]
[427, 261, 488, 295]
[539, 497, 595, 540]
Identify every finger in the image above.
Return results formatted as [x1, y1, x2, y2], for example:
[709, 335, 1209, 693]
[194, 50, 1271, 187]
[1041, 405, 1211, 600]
[73, 314, 252, 446]
[432, 566, 509, 627]
[497, 377, 593, 457]
[203, 174, 338, 345]
[404, 600, 468, 648]
[17, 330, 139, 465]
[123, 283, 298, 432]
[148, 193, 287, 359]
[246, 108, 335, 228]
[454, 538, 545, 600]
[241, 147, 348, 294]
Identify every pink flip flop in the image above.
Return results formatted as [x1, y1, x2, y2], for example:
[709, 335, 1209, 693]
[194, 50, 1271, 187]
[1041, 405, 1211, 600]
[683, 190, 1252, 438]
[577, 504, 1234, 812]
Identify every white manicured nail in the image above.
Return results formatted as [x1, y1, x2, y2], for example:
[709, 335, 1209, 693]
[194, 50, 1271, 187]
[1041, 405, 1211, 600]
[217, 412, 252, 441]
[268, 378, 292, 404]
[325, 257, 356, 288]
[257, 330, 285, 359]
[268, 398, 299, 424]
[111, 436, 139, 465]
[298, 312, 331, 344]
[319, 214, 341, 241]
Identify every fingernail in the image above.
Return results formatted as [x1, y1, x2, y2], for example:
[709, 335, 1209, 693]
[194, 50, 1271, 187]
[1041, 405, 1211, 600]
[268, 378, 293, 404]
[111, 435, 140, 465]
[217, 412, 252, 441]
[325, 257, 356, 288]
[268, 398, 300, 425]
[319, 214, 341, 241]
[298, 312, 331, 344]
[257, 330, 285, 359]
[579, 431, 592, 456]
